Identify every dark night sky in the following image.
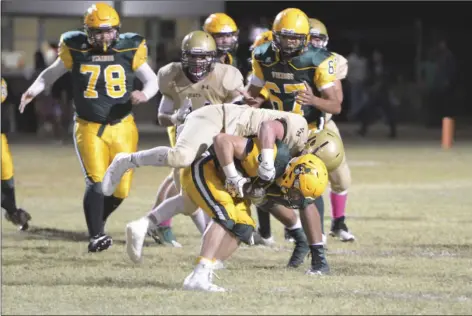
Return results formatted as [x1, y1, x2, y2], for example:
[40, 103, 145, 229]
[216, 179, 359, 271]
[226, 1, 471, 84]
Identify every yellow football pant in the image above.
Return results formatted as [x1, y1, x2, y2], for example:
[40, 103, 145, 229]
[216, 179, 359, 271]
[73, 115, 138, 199]
[1, 133, 14, 180]
[181, 155, 255, 244]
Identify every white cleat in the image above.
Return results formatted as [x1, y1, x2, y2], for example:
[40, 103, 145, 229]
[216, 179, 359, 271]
[125, 217, 150, 263]
[252, 231, 276, 247]
[213, 260, 225, 270]
[103, 153, 136, 196]
[331, 229, 356, 242]
[183, 271, 225, 292]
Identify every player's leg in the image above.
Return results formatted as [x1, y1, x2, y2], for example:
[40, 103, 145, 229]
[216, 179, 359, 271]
[1, 133, 31, 230]
[183, 155, 255, 292]
[73, 119, 112, 252]
[264, 203, 310, 268]
[298, 202, 330, 275]
[104, 116, 139, 226]
[325, 120, 355, 242]
[102, 107, 225, 196]
[252, 206, 274, 246]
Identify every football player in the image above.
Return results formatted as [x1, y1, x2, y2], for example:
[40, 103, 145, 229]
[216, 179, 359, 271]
[203, 13, 240, 69]
[1, 78, 32, 230]
[102, 103, 309, 196]
[150, 30, 245, 246]
[308, 18, 355, 242]
[182, 147, 329, 292]
[19, 3, 159, 252]
[244, 8, 341, 245]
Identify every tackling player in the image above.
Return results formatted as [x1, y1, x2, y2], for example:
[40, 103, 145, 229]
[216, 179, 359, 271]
[1, 78, 32, 230]
[150, 30, 245, 246]
[102, 103, 309, 196]
[308, 18, 355, 241]
[19, 3, 159, 252]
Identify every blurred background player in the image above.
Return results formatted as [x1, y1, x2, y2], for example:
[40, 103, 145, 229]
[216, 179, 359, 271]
[144, 30, 245, 246]
[308, 18, 355, 241]
[1, 78, 32, 230]
[203, 13, 240, 69]
[18, 3, 159, 252]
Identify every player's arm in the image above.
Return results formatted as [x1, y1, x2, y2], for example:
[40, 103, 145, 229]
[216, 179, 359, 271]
[244, 54, 267, 108]
[132, 39, 159, 104]
[213, 133, 250, 198]
[256, 119, 286, 182]
[157, 94, 177, 126]
[296, 55, 341, 114]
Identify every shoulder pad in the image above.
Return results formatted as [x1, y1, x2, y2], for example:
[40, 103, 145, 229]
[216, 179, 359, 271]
[252, 42, 273, 61]
[300, 46, 332, 67]
[116, 32, 145, 49]
[157, 62, 180, 94]
[60, 31, 88, 49]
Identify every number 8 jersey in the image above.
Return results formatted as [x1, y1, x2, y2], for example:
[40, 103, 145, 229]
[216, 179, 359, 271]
[58, 31, 147, 123]
[249, 42, 337, 129]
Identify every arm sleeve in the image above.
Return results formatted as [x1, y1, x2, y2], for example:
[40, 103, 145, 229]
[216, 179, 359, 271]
[158, 94, 175, 115]
[135, 62, 159, 101]
[28, 58, 68, 97]
[314, 54, 337, 91]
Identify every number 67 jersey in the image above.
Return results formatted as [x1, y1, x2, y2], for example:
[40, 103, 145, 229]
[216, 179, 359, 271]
[250, 42, 337, 129]
[58, 31, 147, 123]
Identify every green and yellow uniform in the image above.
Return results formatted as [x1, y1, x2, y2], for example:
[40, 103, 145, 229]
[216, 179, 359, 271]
[251, 43, 337, 130]
[59, 31, 147, 198]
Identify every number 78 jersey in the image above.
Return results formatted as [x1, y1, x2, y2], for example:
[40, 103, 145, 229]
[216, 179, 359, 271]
[58, 31, 148, 123]
[249, 43, 337, 124]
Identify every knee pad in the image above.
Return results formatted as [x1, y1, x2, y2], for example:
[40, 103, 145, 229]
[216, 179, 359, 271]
[329, 161, 351, 193]
[167, 148, 196, 169]
[87, 182, 103, 194]
[215, 218, 254, 245]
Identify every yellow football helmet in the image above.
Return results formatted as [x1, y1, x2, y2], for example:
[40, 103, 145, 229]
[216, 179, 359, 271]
[302, 129, 344, 172]
[250, 30, 273, 51]
[203, 13, 239, 54]
[84, 3, 121, 51]
[309, 18, 329, 48]
[272, 8, 310, 57]
[277, 154, 328, 205]
[181, 30, 217, 82]
[1, 78, 7, 104]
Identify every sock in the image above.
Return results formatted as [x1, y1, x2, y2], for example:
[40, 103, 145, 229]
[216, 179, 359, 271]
[315, 195, 325, 234]
[191, 208, 208, 234]
[147, 194, 185, 226]
[103, 196, 123, 222]
[159, 218, 172, 227]
[222, 163, 239, 178]
[256, 207, 271, 239]
[131, 147, 170, 167]
[287, 217, 302, 231]
[1, 178, 18, 216]
[84, 183, 105, 237]
[330, 190, 348, 219]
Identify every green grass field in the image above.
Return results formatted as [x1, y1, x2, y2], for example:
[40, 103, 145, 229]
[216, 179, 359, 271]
[2, 127, 472, 315]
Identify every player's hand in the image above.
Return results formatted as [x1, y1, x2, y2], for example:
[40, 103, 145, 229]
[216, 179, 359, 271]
[236, 88, 260, 107]
[257, 162, 276, 182]
[295, 81, 317, 106]
[170, 107, 191, 125]
[225, 175, 250, 198]
[19, 90, 35, 113]
[130, 90, 148, 105]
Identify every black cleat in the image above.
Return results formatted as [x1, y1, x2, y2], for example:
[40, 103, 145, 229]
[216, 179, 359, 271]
[286, 228, 309, 268]
[329, 216, 356, 242]
[88, 233, 113, 252]
[306, 245, 330, 275]
[284, 227, 295, 243]
[5, 208, 32, 231]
